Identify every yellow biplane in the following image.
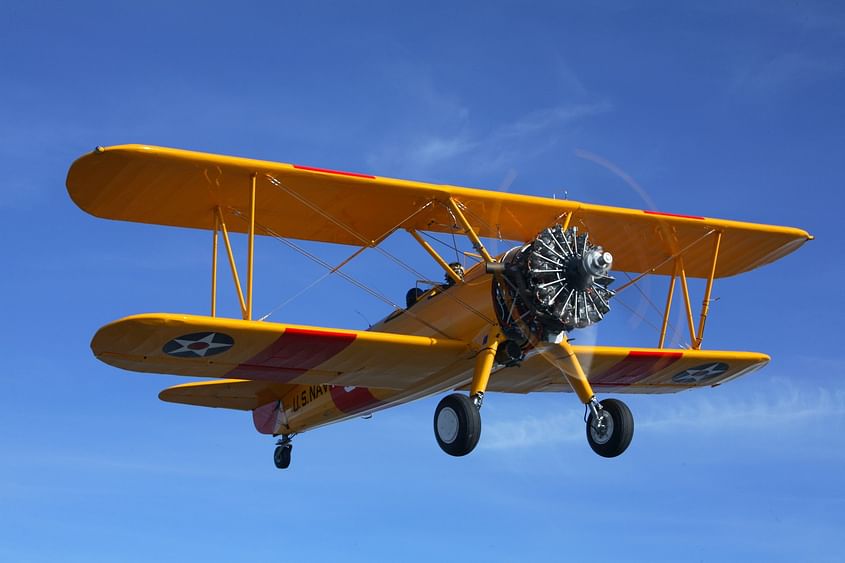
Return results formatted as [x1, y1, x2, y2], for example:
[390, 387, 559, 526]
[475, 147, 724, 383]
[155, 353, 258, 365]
[67, 144, 812, 469]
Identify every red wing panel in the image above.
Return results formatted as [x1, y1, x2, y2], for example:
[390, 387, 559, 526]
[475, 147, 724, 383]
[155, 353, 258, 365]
[227, 328, 357, 382]
[589, 350, 684, 386]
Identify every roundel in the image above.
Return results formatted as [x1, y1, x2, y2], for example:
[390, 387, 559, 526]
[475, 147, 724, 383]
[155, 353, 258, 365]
[163, 332, 234, 358]
[672, 362, 729, 384]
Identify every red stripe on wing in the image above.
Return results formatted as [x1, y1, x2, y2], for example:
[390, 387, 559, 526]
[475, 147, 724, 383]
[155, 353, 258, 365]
[228, 328, 356, 383]
[591, 350, 683, 385]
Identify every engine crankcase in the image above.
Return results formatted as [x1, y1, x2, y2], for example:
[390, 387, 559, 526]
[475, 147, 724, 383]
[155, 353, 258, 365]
[493, 225, 615, 344]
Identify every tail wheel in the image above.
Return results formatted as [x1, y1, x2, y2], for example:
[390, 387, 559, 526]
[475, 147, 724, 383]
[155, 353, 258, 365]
[586, 398, 634, 458]
[434, 393, 481, 457]
[274, 444, 292, 469]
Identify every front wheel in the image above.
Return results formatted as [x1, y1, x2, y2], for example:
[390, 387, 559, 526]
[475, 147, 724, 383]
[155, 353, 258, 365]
[434, 393, 481, 457]
[586, 398, 634, 458]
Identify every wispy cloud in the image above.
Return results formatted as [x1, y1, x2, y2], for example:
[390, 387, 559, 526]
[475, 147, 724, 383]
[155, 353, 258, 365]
[732, 51, 843, 95]
[482, 411, 583, 450]
[412, 134, 478, 165]
[497, 104, 611, 138]
[367, 95, 612, 180]
[481, 377, 845, 450]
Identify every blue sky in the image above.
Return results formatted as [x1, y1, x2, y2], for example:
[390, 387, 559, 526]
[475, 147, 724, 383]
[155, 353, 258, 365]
[2, 1, 844, 561]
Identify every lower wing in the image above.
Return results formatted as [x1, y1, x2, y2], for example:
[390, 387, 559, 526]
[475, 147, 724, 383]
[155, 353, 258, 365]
[154, 347, 767, 415]
[94, 314, 768, 413]
[482, 345, 769, 394]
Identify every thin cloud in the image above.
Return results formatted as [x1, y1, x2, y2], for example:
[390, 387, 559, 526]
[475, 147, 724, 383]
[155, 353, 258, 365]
[481, 377, 845, 451]
[733, 51, 843, 94]
[496, 103, 611, 139]
[368, 101, 612, 180]
[413, 135, 478, 165]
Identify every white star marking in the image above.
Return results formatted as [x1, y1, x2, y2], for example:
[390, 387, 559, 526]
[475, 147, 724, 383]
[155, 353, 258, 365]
[168, 333, 231, 357]
[675, 363, 727, 383]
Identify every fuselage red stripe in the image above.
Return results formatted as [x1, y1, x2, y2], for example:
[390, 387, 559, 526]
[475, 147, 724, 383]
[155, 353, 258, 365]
[228, 328, 357, 383]
[293, 164, 375, 179]
[330, 386, 382, 415]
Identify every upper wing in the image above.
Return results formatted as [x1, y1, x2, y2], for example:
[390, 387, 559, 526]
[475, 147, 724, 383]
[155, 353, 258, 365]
[482, 345, 769, 394]
[67, 144, 811, 277]
[93, 313, 474, 390]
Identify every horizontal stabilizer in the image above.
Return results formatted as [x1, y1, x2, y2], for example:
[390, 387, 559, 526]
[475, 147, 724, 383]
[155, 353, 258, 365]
[159, 379, 295, 411]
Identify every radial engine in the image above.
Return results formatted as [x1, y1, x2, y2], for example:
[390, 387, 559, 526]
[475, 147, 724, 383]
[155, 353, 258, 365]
[492, 225, 615, 359]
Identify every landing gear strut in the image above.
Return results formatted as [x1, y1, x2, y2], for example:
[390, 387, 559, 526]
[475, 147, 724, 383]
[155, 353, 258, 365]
[555, 337, 635, 458]
[274, 435, 293, 469]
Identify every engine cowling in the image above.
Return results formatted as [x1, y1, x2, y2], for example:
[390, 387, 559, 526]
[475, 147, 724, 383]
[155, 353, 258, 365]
[492, 225, 615, 346]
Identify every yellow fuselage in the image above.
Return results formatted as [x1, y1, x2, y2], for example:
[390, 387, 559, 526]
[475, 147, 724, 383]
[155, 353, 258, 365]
[268, 259, 498, 435]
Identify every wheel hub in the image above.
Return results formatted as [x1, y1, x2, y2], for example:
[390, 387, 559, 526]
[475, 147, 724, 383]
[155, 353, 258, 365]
[589, 411, 614, 445]
[436, 406, 460, 444]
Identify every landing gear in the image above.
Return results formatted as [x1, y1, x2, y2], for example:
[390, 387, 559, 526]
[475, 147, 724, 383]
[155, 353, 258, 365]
[433, 326, 501, 457]
[552, 336, 635, 458]
[274, 436, 293, 469]
[586, 398, 634, 458]
[434, 393, 481, 456]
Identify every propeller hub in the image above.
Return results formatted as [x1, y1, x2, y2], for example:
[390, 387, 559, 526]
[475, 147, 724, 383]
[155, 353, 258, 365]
[583, 249, 613, 277]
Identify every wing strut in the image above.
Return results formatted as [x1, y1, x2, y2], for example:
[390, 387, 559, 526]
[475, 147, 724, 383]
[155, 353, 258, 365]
[446, 198, 496, 264]
[216, 206, 248, 319]
[211, 211, 219, 317]
[246, 173, 257, 320]
[677, 255, 697, 345]
[657, 264, 677, 348]
[618, 227, 724, 350]
[208, 174, 259, 320]
[694, 230, 722, 349]
[408, 229, 464, 285]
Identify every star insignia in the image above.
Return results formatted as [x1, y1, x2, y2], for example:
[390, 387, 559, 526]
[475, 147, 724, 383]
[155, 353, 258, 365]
[163, 332, 234, 358]
[672, 362, 729, 384]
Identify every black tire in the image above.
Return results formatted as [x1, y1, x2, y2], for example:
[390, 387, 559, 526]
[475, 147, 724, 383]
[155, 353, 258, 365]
[274, 444, 292, 469]
[433, 393, 481, 457]
[586, 398, 634, 458]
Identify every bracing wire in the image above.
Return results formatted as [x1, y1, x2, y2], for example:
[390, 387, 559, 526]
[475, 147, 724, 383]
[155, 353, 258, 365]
[619, 271, 679, 338]
[418, 230, 463, 258]
[227, 208, 456, 339]
[263, 174, 496, 325]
